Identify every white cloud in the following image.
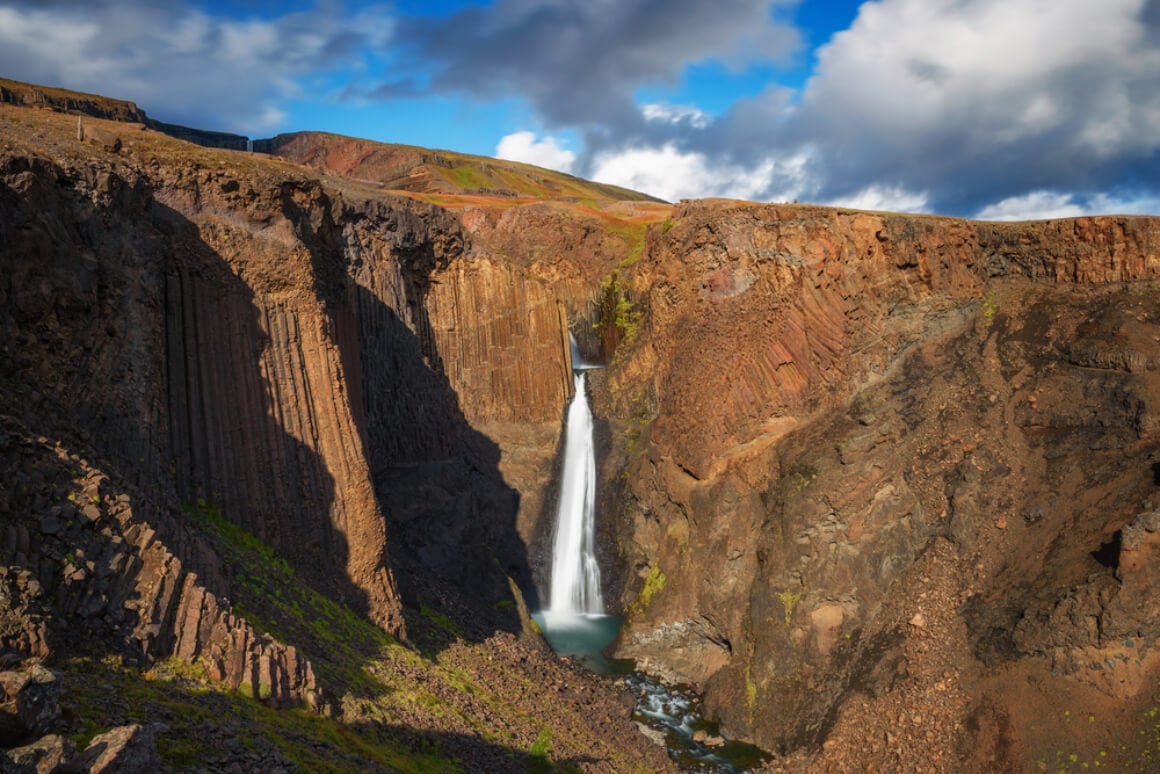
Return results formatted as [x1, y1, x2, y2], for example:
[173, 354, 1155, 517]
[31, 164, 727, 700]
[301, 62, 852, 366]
[495, 131, 577, 174]
[977, 190, 1160, 221]
[0, 2, 394, 135]
[826, 185, 929, 214]
[790, 0, 1160, 210]
[642, 103, 711, 129]
[975, 191, 1087, 221]
[1087, 192, 1160, 216]
[588, 144, 809, 202]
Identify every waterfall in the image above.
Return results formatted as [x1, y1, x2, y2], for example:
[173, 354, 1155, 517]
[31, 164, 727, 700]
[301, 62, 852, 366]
[549, 371, 604, 614]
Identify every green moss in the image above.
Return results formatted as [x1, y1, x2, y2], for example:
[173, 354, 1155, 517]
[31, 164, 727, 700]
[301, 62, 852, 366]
[775, 589, 801, 626]
[60, 657, 458, 773]
[184, 499, 400, 695]
[446, 164, 493, 190]
[420, 601, 465, 637]
[982, 290, 999, 322]
[528, 727, 554, 773]
[632, 564, 667, 616]
[593, 272, 643, 348]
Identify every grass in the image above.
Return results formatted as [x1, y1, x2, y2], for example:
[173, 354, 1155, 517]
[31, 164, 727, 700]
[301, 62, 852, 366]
[59, 655, 458, 774]
[176, 499, 645, 771]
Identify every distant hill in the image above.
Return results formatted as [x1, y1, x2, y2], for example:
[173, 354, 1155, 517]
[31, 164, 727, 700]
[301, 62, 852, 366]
[0, 77, 662, 204]
[0, 77, 250, 150]
[254, 131, 665, 204]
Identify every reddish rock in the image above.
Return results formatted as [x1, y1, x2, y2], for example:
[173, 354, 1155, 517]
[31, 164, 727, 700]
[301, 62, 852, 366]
[601, 200, 1160, 769]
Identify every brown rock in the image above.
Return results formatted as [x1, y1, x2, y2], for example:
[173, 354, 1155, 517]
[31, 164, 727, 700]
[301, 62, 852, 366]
[69, 723, 161, 773]
[1, 733, 72, 773]
[0, 665, 59, 745]
[83, 126, 121, 153]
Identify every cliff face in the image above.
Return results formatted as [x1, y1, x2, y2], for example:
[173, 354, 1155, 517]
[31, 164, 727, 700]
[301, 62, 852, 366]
[10, 78, 1160, 773]
[0, 104, 585, 665]
[600, 200, 1160, 768]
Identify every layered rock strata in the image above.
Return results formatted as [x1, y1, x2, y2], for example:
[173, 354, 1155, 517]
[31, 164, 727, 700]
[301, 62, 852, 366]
[601, 201, 1160, 767]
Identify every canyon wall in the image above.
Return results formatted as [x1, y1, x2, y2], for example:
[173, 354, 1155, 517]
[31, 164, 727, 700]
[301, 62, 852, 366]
[600, 201, 1160, 767]
[0, 108, 576, 674]
[9, 91, 1160, 771]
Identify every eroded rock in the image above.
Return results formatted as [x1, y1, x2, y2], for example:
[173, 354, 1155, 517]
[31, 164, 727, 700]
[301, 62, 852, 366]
[0, 665, 59, 746]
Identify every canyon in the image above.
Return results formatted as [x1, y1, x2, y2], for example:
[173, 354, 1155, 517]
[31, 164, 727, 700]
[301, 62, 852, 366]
[2, 79, 1160, 773]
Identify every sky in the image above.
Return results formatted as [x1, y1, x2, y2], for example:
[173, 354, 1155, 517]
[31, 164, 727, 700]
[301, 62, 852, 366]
[0, 0, 1158, 219]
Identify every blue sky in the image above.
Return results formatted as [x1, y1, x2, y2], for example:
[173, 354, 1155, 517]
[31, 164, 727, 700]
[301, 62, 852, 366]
[1, 0, 1157, 219]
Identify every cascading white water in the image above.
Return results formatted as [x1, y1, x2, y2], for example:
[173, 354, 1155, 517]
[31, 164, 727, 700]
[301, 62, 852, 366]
[549, 371, 604, 614]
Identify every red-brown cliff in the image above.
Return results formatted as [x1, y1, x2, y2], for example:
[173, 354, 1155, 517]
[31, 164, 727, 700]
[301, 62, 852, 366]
[600, 199, 1160, 770]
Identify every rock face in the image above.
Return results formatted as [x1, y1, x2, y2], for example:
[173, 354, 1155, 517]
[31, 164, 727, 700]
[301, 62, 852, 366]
[0, 418, 319, 708]
[69, 723, 162, 773]
[0, 103, 581, 677]
[8, 80, 1160, 773]
[0, 665, 60, 745]
[600, 201, 1160, 768]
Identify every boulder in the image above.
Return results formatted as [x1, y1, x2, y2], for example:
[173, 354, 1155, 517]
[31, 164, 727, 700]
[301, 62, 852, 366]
[68, 723, 162, 773]
[82, 127, 121, 154]
[1, 734, 72, 774]
[0, 666, 59, 746]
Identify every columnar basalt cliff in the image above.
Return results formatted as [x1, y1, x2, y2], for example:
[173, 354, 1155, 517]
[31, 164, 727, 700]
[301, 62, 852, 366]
[0, 100, 679, 771]
[7, 80, 1160, 773]
[600, 200, 1160, 769]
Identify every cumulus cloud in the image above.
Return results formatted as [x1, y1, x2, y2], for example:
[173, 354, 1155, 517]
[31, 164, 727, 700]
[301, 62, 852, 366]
[446, 0, 1160, 214]
[0, 0, 393, 134]
[976, 189, 1160, 220]
[589, 143, 807, 203]
[783, 0, 1160, 212]
[641, 103, 711, 130]
[495, 131, 576, 174]
[974, 191, 1087, 221]
[471, 0, 1160, 215]
[825, 185, 929, 214]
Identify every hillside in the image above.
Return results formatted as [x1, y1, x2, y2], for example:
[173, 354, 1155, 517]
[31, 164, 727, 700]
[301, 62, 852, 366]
[3, 79, 1160, 773]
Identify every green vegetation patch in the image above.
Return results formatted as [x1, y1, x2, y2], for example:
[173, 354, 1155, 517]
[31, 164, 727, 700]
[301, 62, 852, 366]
[184, 498, 406, 696]
[60, 656, 457, 774]
[631, 564, 667, 616]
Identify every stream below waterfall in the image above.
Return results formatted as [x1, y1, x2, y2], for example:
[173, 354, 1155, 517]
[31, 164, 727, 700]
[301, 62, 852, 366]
[534, 356, 771, 772]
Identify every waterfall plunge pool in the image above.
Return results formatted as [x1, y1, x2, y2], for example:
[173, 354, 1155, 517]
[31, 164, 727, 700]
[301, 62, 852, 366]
[530, 610, 772, 773]
[530, 611, 623, 657]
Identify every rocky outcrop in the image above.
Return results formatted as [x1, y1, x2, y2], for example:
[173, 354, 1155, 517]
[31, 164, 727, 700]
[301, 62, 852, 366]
[0, 78, 247, 150]
[0, 100, 583, 660]
[69, 723, 162, 773]
[601, 200, 1160, 767]
[0, 417, 319, 708]
[0, 665, 59, 745]
[0, 78, 147, 123]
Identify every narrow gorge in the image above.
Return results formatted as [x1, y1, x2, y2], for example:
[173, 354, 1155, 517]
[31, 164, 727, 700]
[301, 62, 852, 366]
[3, 81, 1160, 773]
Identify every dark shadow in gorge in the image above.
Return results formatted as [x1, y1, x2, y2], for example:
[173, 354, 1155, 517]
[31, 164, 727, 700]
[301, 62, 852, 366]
[153, 200, 372, 621]
[281, 192, 533, 649]
[0, 161, 366, 621]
